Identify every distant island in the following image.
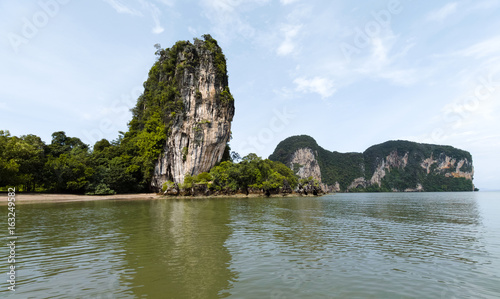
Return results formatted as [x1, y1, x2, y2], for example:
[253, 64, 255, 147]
[0, 35, 476, 196]
[269, 135, 475, 193]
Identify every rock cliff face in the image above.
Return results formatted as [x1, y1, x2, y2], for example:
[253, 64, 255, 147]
[289, 148, 322, 182]
[149, 36, 234, 190]
[370, 151, 473, 185]
[288, 148, 334, 192]
[363, 141, 474, 192]
[270, 135, 475, 192]
[269, 135, 364, 192]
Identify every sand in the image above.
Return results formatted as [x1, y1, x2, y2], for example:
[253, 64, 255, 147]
[3, 193, 161, 205]
[2, 191, 322, 205]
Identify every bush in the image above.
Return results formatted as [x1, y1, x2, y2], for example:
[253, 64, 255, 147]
[86, 183, 115, 195]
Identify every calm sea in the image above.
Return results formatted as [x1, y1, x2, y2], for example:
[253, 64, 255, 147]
[1, 192, 500, 298]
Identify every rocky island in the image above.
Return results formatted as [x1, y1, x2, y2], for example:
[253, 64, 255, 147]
[143, 36, 235, 190]
[269, 135, 475, 193]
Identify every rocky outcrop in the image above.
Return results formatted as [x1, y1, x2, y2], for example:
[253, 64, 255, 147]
[289, 148, 322, 182]
[287, 147, 336, 193]
[421, 155, 437, 174]
[369, 151, 409, 186]
[404, 184, 423, 192]
[348, 177, 368, 189]
[150, 37, 235, 190]
[296, 178, 324, 196]
[362, 145, 474, 192]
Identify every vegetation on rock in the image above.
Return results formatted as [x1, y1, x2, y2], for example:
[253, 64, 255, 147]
[269, 135, 364, 190]
[162, 153, 298, 196]
[0, 35, 237, 195]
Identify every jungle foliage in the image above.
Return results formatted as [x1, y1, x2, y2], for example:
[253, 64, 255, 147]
[166, 153, 298, 194]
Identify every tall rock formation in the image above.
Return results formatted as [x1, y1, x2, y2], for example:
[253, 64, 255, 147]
[269, 135, 475, 192]
[131, 35, 234, 191]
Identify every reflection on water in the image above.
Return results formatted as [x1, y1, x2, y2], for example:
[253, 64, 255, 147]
[118, 199, 236, 298]
[1, 199, 236, 298]
[1, 192, 500, 298]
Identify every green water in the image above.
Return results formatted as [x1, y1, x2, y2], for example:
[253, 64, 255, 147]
[2, 192, 500, 298]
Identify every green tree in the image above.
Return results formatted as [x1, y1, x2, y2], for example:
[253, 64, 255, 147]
[44, 147, 93, 193]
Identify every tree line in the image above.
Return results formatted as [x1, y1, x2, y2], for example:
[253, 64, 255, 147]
[0, 130, 156, 194]
[0, 130, 299, 195]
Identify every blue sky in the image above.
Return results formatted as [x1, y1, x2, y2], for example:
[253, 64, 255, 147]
[1, 0, 499, 189]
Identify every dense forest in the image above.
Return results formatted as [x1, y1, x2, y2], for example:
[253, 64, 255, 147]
[0, 130, 147, 194]
[0, 129, 298, 194]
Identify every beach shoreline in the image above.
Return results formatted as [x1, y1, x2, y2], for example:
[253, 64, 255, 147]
[1, 192, 324, 205]
[1, 193, 161, 205]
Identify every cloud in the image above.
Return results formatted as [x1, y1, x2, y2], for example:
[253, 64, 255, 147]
[187, 26, 197, 36]
[378, 69, 418, 85]
[102, 0, 142, 16]
[457, 36, 500, 59]
[141, 1, 164, 34]
[199, 0, 271, 43]
[280, 0, 299, 5]
[371, 36, 390, 66]
[103, 0, 167, 34]
[154, 0, 174, 6]
[276, 24, 301, 56]
[354, 32, 422, 86]
[294, 76, 336, 98]
[426, 2, 458, 22]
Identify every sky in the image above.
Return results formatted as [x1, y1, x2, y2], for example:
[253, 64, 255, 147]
[1, 0, 499, 190]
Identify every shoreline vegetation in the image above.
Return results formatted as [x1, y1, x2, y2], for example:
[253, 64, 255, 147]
[3, 188, 484, 205]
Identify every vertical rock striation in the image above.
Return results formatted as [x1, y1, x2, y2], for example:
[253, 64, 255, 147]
[149, 36, 235, 190]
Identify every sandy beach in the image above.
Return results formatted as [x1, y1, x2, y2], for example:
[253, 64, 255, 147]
[3, 193, 161, 205]
[2, 192, 322, 205]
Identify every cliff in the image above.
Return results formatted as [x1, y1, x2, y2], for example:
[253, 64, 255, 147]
[269, 135, 364, 192]
[269, 135, 474, 192]
[129, 35, 234, 191]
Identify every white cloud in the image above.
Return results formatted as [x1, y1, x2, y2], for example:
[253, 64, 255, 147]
[276, 24, 301, 56]
[457, 36, 500, 59]
[352, 34, 419, 85]
[371, 37, 389, 66]
[103, 0, 167, 34]
[378, 69, 418, 86]
[154, 0, 174, 6]
[280, 0, 299, 5]
[142, 1, 164, 34]
[102, 0, 142, 16]
[294, 76, 336, 98]
[426, 2, 458, 22]
[199, 0, 265, 42]
[188, 26, 197, 36]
